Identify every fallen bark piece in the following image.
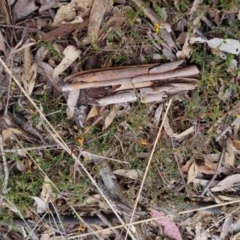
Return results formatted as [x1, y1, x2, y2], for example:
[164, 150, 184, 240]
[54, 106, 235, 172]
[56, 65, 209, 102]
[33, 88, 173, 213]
[66, 65, 152, 83]
[62, 61, 199, 106]
[132, 66, 199, 82]
[149, 59, 186, 74]
[92, 90, 137, 105]
[139, 83, 196, 103]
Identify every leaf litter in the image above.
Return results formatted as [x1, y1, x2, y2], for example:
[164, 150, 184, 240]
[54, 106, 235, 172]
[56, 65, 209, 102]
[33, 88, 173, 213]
[0, 0, 240, 239]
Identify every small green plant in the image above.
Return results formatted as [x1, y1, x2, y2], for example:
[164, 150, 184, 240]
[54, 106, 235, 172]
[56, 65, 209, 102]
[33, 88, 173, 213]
[37, 41, 62, 60]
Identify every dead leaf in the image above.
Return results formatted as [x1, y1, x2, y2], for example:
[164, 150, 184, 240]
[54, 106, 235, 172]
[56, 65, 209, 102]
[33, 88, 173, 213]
[151, 209, 182, 240]
[39, 0, 58, 12]
[149, 59, 185, 74]
[86, 106, 99, 120]
[40, 176, 56, 203]
[224, 138, 235, 166]
[163, 115, 194, 141]
[195, 154, 218, 175]
[32, 196, 48, 213]
[53, 0, 93, 26]
[12, 0, 38, 21]
[66, 90, 80, 119]
[27, 63, 38, 95]
[193, 179, 219, 187]
[113, 169, 144, 180]
[53, 45, 81, 78]
[187, 161, 199, 184]
[21, 47, 38, 95]
[211, 174, 240, 192]
[16, 161, 26, 172]
[103, 107, 118, 130]
[220, 216, 233, 239]
[88, 0, 113, 46]
[181, 160, 192, 172]
[233, 139, 240, 151]
[190, 37, 240, 55]
[2, 128, 23, 143]
[195, 222, 209, 240]
[177, 39, 192, 59]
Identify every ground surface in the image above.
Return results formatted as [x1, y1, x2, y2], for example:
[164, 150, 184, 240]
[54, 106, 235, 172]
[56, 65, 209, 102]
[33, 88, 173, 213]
[0, 0, 240, 239]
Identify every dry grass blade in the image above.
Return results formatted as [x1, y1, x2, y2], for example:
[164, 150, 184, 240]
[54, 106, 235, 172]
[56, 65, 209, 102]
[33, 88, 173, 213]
[0, 135, 9, 194]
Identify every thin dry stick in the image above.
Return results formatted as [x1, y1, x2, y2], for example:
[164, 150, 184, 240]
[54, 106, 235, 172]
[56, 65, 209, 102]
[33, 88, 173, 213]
[0, 58, 135, 240]
[124, 99, 173, 240]
[2, 144, 62, 153]
[201, 148, 226, 196]
[0, 24, 44, 34]
[0, 136, 9, 194]
[25, 212, 48, 240]
[69, 198, 240, 239]
[50, 202, 68, 240]
[3, 59, 12, 117]
[96, 212, 124, 240]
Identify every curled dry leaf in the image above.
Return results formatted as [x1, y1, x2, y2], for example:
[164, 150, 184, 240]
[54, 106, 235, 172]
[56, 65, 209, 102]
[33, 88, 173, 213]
[190, 37, 240, 55]
[211, 174, 240, 192]
[103, 107, 118, 130]
[195, 154, 218, 175]
[163, 115, 194, 141]
[53, 0, 93, 25]
[151, 209, 182, 240]
[53, 45, 81, 78]
[187, 161, 199, 184]
[32, 196, 48, 214]
[86, 106, 99, 120]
